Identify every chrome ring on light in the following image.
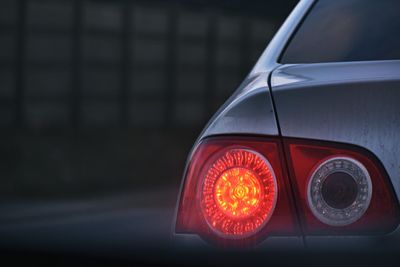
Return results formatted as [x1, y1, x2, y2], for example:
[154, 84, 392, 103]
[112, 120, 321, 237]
[307, 157, 372, 226]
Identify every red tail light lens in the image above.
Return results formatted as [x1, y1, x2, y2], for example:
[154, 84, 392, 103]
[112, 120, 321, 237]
[201, 149, 278, 237]
[175, 137, 298, 246]
[175, 136, 400, 246]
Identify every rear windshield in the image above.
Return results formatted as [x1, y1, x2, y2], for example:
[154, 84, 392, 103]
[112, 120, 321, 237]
[280, 0, 400, 63]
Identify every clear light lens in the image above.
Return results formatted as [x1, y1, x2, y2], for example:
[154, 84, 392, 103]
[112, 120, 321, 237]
[307, 157, 372, 226]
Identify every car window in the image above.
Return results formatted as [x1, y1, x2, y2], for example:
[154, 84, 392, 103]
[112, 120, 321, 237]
[280, 0, 400, 63]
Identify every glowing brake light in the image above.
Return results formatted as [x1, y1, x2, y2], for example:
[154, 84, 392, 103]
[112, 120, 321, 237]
[175, 136, 399, 247]
[201, 149, 277, 237]
[175, 137, 298, 246]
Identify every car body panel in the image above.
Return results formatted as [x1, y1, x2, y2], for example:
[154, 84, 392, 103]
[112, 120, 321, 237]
[185, 0, 400, 249]
[201, 74, 278, 138]
[270, 61, 400, 247]
[250, 0, 315, 75]
[198, 0, 315, 142]
[270, 61, 400, 201]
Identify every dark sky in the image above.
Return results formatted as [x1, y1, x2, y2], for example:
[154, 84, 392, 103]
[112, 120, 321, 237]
[111, 0, 299, 20]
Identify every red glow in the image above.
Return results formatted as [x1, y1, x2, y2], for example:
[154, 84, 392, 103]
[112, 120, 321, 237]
[175, 137, 298, 246]
[201, 149, 277, 237]
[175, 136, 400, 247]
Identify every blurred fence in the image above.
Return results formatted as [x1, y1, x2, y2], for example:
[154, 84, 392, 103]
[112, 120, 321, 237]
[0, 0, 297, 200]
[0, 0, 279, 130]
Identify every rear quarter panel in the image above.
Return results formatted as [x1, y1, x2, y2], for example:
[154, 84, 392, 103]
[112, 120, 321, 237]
[271, 60, 400, 247]
[271, 61, 400, 202]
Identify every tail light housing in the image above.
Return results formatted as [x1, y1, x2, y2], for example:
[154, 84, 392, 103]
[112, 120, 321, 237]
[307, 156, 372, 227]
[286, 139, 399, 235]
[175, 137, 299, 246]
[175, 136, 400, 247]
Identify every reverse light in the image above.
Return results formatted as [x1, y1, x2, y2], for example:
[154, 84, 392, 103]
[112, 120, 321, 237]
[201, 149, 277, 238]
[286, 139, 400, 235]
[307, 157, 372, 226]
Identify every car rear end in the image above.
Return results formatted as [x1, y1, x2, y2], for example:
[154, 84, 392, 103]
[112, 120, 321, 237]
[174, 0, 400, 254]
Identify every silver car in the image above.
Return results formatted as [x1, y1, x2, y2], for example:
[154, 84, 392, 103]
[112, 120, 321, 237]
[174, 0, 400, 252]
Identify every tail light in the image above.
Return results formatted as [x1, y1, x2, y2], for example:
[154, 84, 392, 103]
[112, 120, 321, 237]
[286, 139, 399, 235]
[307, 156, 372, 227]
[201, 149, 278, 238]
[175, 136, 298, 246]
[175, 136, 400, 246]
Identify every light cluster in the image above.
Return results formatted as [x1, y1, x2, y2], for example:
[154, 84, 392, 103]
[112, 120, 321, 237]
[201, 149, 277, 238]
[308, 157, 372, 226]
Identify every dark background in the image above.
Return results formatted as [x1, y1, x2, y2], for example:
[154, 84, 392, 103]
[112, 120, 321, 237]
[0, 0, 297, 200]
[0, 0, 297, 260]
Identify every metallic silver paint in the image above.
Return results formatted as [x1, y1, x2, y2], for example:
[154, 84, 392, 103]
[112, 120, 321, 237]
[271, 61, 400, 200]
[198, 0, 316, 140]
[201, 75, 277, 137]
[271, 61, 400, 247]
[251, 0, 315, 74]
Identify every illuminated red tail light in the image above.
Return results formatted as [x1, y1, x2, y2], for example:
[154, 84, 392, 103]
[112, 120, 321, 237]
[175, 136, 400, 246]
[175, 137, 298, 246]
[201, 149, 278, 237]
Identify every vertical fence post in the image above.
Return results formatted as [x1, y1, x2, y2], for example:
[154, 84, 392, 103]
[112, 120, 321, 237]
[15, 0, 27, 128]
[120, 0, 133, 127]
[164, 4, 179, 129]
[71, 0, 83, 129]
[204, 11, 217, 120]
